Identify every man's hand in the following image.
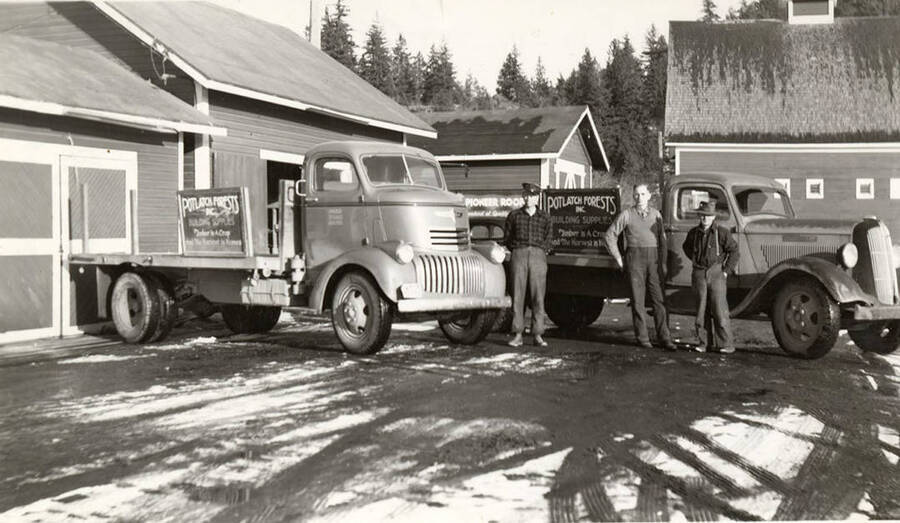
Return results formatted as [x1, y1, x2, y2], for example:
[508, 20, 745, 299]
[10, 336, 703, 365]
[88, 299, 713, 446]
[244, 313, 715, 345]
[614, 257, 624, 271]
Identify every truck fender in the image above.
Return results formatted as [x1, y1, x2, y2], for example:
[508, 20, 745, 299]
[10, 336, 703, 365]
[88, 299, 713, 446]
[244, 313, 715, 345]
[309, 247, 417, 313]
[732, 256, 874, 317]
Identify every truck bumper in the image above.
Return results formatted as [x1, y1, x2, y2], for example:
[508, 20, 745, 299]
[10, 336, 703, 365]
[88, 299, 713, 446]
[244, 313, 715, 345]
[396, 296, 511, 313]
[852, 304, 900, 321]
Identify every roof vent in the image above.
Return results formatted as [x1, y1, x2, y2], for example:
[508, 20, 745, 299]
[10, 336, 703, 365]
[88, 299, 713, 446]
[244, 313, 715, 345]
[788, 0, 835, 24]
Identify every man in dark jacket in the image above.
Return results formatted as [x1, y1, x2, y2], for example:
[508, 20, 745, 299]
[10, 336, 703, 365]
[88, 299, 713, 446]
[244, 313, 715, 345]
[504, 183, 553, 347]
[682, 200, 739, 353]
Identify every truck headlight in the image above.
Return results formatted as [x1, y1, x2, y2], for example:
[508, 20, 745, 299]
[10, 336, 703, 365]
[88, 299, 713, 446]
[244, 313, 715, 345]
[395, 242, 415, 264]
[489, 243, 506, 264]
[839, 242, 858, 269]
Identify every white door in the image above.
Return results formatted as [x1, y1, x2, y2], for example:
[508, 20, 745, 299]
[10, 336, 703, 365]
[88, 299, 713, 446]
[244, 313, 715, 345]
[0, 152, 62, 343]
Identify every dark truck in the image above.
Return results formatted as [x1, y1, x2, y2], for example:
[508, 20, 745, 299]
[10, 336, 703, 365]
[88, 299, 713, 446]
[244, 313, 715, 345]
[471, 172, 900, 359]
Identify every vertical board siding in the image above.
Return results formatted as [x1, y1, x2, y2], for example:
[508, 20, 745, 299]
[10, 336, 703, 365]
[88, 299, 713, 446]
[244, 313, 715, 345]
[0, 2, 195, 104]
[679, 150, 900, 237]
[183, 133, 196, 190]
[209, 91, 403, 158]
[0, 108, 180, 253]
[559, 131, 592, 168]
[442, 160, 541, 192]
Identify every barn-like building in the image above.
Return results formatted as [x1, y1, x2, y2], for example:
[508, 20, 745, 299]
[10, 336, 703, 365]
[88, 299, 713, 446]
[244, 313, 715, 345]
[666, 0, 900, 235]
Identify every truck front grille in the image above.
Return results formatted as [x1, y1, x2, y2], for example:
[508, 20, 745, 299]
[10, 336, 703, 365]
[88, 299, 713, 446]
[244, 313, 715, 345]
[866, 222, 898, 304]
[429, 228, 469, 251]
[414, 254, 484, 295]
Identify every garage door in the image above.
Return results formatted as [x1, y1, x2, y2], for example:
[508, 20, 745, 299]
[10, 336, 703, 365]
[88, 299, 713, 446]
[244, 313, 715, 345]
[0, 157, 61, 344]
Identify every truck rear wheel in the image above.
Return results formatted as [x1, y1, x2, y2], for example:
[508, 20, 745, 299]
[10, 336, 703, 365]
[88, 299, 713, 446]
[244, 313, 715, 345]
[849, 321, 900, 354]
[221, 304, 282, 334]
[111, 272, 162, 344]
[771, 280, 840, 359]
[144, 273, 177, 343]
[546, 294, 605, 331]
[331, 272, 393, 355]
[440, 310, 498, 345]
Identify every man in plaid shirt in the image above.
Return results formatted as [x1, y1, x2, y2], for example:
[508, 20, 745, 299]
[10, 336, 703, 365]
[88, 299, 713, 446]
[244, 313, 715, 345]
[504, 183, 553, 347]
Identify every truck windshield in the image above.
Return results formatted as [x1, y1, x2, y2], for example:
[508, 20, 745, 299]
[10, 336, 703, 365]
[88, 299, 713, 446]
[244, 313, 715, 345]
[362, 155, 443, 188]
[732, 186, 794, 218]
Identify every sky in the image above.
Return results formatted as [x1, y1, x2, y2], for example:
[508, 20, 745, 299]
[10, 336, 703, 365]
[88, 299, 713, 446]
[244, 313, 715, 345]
[220, 0, 746, 92]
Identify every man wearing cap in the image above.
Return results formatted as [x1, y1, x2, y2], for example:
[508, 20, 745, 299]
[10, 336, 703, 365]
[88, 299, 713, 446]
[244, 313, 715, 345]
[682, 200, 739, 353]
[504, 182, 553, 347]
[605, 183, 676, 351]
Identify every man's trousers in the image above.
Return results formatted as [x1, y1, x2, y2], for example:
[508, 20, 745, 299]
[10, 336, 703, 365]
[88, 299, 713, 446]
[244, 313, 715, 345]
[511, 246, 547, 336]
[626, 247, 671, 344]
[691, 263, 734, 350]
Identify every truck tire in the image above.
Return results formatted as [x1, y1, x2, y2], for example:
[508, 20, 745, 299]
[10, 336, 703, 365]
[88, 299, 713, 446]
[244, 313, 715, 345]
[545, 294, 605, 331]
[144, 273, 177, 343]
[493, 307, 514, 333]
[848, 321, 900, 354]
[221, 304, 282, 334]
[771, 280, 840, 359]
[440, 310, 498, 345]
[111, 272, 162, 344]
[331, 272, 393, 355]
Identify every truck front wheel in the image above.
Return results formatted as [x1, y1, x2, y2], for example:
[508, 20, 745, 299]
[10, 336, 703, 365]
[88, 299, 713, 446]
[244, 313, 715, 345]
[849, 321, 900, 354]
[331, 272, 393, 355]
[440, 310, 498, 345]
[545, 294, 605, 331]
[221, 304, 282, 334]
[771, 280, 840, 359]
[111, 272, 162, 344]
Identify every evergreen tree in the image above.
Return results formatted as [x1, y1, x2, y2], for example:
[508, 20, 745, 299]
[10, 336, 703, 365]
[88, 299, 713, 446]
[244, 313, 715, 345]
[642, 25, 668, 128]
[391, 34, 415, 104]
[572, 48, 607, 119]
[359, 22, 395, 97]
[410, 52, 427, 106]
[701, 0, 721, 21]
[320, 0, 356, 71]
[532, 57, 553, 107]
[496, 46, 534, 106]
[424, 43, 458, 109]
[603, 36, 652, 176]
[726, 0, 787, 20]
[462, 73, 493, 110]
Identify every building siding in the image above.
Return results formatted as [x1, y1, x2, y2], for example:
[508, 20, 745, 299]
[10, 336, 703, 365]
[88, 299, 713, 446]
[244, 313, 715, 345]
[559, 131, 591, 168]
[0, 108, 180, 253]
[678, 149, 900, 236]
[442, 160, 541, 192]
[0, 2, 195, 104]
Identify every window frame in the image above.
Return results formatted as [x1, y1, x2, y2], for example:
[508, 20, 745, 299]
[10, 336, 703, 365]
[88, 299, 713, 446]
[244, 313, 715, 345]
[311, 156, 360, 195]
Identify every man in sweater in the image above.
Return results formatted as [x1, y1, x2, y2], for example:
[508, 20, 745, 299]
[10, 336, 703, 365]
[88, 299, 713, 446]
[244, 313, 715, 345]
[504, 183, 553, 348]
[604, 184, 676, 351]
[682, 200, 739, 353]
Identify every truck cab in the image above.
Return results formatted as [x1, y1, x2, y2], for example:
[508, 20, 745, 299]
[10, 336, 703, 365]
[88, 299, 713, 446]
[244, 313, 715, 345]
[664, 172, 900, 358]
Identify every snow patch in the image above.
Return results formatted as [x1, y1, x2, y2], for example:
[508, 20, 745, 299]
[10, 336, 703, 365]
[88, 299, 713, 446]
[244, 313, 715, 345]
[58, 353, 156, 364]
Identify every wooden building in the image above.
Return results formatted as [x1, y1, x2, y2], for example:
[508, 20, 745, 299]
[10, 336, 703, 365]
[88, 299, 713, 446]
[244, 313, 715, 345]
[0, 33, 221, 344]
[666, 0, 900, 234]
[411, 106, 608, 193]
[0, 1, 434, 344]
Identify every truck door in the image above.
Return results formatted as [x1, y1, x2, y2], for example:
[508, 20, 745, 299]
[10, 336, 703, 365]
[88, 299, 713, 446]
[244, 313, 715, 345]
[665, 183, 735, 313]
[303, 155, 367, 270]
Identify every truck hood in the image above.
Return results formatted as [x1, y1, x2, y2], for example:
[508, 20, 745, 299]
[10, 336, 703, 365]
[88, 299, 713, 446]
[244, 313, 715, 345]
[744, 218, 857, 236]
[374, 186, 466, 207]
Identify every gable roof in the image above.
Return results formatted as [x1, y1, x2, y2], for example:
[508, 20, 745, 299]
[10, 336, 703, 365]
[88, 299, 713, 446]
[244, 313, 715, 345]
[408, 106, 609, 169]
[96, 1, 435, 139]
[665, 17, 900, 143]
[0, 32, 222, 135]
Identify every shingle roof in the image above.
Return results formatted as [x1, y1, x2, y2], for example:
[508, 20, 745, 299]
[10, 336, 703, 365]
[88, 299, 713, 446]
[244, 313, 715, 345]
[409, 106, 595, 156]
[103, 1, 435, 138]
[665, 17, 900, 142]
[0, 32, 219, 134]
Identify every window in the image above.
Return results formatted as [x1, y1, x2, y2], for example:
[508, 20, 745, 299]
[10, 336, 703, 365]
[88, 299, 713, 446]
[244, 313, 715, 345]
[891, 178, 900, 200]
[676, 186, 730, 221]
[856, 178, 875, 199]
[362, 154, 443, 188]
[774, 178, 791, 197]
[314, 158, 358, 192]
[806, 178, 824, 199]
[732, 186, 793, 218]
